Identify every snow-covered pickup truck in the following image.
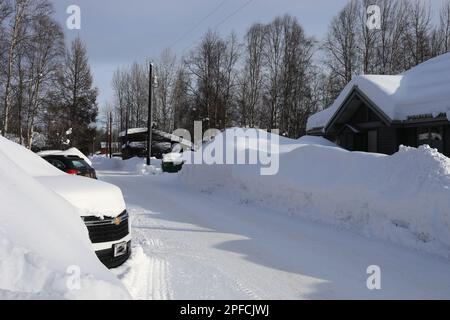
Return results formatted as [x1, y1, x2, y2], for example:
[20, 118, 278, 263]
[0, 137, 131, 269]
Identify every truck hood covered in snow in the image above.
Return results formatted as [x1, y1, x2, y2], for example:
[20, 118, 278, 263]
[0, 136, 125, 218]
[36, 175, 126, 217]
[0, 137, 129, 299]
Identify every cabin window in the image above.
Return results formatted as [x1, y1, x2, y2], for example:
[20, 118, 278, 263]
[417, 126, 443, 153]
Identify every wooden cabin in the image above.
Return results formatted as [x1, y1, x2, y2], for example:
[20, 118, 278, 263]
[307, 53, 450, 157]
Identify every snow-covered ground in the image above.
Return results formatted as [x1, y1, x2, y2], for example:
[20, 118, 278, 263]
[3, 127, 449, 300]
[92, 132, 450, 299]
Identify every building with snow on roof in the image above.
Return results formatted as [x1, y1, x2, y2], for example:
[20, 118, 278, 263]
[307, 52, 450, 157]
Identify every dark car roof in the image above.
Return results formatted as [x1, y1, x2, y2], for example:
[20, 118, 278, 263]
[42, 154, 92, 167]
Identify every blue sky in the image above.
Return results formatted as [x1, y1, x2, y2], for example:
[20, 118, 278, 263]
[50, 0, 443, 111]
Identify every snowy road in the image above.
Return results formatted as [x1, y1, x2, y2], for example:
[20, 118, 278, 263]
[99, 169, 450, 300]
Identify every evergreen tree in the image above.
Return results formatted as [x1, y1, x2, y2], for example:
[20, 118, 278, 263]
[59, 37, 98, 154]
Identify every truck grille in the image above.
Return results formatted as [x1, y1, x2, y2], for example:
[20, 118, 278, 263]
[83, 210, 129, 243]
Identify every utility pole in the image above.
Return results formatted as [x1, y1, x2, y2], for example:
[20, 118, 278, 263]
[147, 62, 154, 166]
[109, 111, 113, 158]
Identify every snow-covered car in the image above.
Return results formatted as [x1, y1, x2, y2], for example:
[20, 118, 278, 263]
[41, 154, 98, 179]
[1, 138, 131, 268]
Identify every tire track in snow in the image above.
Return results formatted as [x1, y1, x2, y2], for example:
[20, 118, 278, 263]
[119, 206, 174, 299]
[114, 247, 172, 300]
[150, 258, 173, 300]
[127, 192, 262, 299]
[233, 279, 261, 300]
[212, 265, 262, 300]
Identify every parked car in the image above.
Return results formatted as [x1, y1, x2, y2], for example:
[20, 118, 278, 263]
[1, 138, 131, 269]
[42, 154, 97, 179]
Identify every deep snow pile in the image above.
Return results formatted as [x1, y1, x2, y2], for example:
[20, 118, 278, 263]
[91, 155, 162, 175]
[180, 129, 450, 258]
[297, 135, 340, 148]
[0, 137, 129, 299]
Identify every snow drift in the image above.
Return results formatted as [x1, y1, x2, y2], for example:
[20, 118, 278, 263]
[91, 155, 162, 176]
[180, 129, 450, 258]
[0, 137, 129, 299]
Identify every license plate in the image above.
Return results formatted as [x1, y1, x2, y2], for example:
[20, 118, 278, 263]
[113, 241, 128, 257]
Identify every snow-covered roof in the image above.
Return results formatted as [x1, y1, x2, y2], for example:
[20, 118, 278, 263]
[118, 128, 148, 137]
[307, 52, 450, 131]
[119, 127, 193, 148]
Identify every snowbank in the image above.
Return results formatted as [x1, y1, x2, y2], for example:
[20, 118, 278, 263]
[0, 137, 129, 299]
[91, 155, 162, 176]
[180, 129, 450, 258]
[297, 135, 340, 148]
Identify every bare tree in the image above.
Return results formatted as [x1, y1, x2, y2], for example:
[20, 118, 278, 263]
[263, 17, 284, 129]
[129, 62, 147, 128]
[112, 67, 127, 131]
[155, 48, 176, 132]
[185, 30, 232, 130]
[238, 23, 265, 127]
[404, 0, 433, 67]
[323, 0, 361, 89]
[172, 65, 191, 130]
[0, 1, 13, 86]
[359, 0, 378, 74]
[2, 0, 28, 134]
[23, 7, 65, 147]
[439, 0, 450, 53]
[374, 0, 410, 74]
[112, 63, 148, 132]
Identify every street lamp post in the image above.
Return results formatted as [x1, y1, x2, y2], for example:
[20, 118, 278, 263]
[147, 62, 154, 166]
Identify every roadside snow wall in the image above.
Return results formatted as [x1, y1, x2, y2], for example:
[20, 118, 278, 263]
[91, 155, 162, 175]
[180, 130, 450, 258]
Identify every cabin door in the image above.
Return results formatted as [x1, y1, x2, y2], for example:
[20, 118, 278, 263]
[368, 130, 378, 153]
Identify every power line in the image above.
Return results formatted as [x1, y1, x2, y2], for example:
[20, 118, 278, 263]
[168, 0, 228, 49]
[181, 0, 256, 55]
[213, 0, 254, 31]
